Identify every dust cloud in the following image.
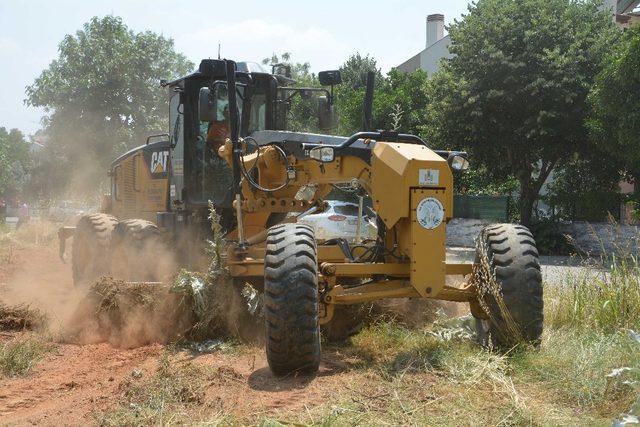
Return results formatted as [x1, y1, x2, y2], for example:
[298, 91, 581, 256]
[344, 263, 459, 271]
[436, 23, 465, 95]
[62, 278, 194, 348]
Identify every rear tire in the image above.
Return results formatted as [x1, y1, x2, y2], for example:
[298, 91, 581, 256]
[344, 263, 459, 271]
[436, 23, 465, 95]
[474, 223, 543, 347]
[322, 304, 367, 342]
[72, 213, 118, 287]
[264, 224, 321, 376]
[110, 219, 165, 282]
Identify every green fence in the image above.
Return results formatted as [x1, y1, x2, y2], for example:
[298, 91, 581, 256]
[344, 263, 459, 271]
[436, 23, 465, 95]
[453, 195, 508, 221]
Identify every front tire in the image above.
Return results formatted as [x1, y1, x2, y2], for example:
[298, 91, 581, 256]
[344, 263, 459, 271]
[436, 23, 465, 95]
[264, 224, 321, 376]
[473, 223, 543, 347]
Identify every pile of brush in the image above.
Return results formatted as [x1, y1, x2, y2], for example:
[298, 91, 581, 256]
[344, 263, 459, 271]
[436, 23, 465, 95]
[0, 303, 46, 331]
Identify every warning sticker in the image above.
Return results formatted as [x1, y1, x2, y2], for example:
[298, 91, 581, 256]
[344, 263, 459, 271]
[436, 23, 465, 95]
[419, 169, 439, 186]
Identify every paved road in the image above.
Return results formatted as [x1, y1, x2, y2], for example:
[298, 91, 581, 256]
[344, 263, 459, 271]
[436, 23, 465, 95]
[446, 247, 602, 284]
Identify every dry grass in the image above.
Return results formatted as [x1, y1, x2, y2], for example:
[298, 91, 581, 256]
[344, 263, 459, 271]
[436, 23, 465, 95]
[97, 353, 207, 425]
[96, 352, 241, 426]
[0, 218, 60, 264]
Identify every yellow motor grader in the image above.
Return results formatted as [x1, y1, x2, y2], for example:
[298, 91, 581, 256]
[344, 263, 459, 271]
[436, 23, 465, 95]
[61, 59, 543, 375]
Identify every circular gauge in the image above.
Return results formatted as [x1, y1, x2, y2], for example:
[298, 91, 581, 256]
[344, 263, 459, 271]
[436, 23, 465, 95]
[416, 197, 444, 230]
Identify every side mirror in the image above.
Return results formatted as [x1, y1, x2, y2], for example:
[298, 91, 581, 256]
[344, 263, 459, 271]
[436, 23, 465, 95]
[319, 70, 342, 86]
[198, 87, 216, 122]
[317, 96, 337, 130]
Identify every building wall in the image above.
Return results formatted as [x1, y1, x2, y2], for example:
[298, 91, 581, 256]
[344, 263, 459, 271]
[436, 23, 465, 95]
[418, 36, 452, 75]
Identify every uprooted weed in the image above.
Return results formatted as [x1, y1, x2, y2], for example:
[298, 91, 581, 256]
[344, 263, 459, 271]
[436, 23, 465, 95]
[471, 236, 524, 346]
[63, 278, 195, 348]
[0, 303, 46, 331]
[163, 204, 262, 343]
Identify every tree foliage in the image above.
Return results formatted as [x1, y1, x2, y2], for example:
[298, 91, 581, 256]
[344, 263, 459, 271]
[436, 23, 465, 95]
[26, 16, 194, 194]
[0, 128, 30, 200]
[335, 53, 428, 135]
[544, 154, 623, 221]
[588, 24, 640, 184]
[338, 53, 383, 91]
[426, 0, 619, 225]
[337, 69, 430, 136]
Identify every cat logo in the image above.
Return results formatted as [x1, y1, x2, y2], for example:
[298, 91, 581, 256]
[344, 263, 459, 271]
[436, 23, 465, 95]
[150, 150, 169, 174]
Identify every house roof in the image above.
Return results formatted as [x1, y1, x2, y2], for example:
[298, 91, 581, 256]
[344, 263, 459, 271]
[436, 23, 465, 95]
[396, 35, 451, 72]
[618, 0, 640, 13]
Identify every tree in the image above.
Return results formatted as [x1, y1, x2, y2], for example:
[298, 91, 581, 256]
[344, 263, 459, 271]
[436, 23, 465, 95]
[426, 0, 619, 225]
[26, 16, 194, 194]
[0, 128, 30, 200]
[337, 67, 430, 136]
[544, 153, 623, 221]
[588, 24, 640, 186]
[338, 53, 383, 90]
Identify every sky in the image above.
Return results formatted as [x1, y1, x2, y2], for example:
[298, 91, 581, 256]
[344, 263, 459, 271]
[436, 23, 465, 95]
[0, 0, 472, 136]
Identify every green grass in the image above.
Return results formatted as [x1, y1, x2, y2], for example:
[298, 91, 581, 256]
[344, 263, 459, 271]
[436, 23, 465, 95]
[546, 255, 640, 333]
[514, 329, 640, 415]
[0, 334, 52, 378]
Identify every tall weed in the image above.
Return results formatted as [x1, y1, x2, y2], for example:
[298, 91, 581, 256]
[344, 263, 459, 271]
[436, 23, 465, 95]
[546, 255, 640, 333]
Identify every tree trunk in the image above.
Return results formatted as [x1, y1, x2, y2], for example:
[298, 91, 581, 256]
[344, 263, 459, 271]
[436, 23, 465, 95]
[518, 160, 558, 226]
[520, 189, 535, 226]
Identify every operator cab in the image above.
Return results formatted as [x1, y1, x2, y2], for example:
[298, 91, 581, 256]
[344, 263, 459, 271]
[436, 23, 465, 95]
[164, 59, 339, 219]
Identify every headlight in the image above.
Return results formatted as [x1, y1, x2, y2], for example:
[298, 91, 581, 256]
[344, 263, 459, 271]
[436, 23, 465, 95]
[448, 153, 469, 171]
[309, 146, 335, 163]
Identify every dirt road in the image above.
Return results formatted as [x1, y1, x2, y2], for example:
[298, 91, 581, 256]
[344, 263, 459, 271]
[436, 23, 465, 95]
[0, 339, 162, 424]
[0, 245, 161, 424]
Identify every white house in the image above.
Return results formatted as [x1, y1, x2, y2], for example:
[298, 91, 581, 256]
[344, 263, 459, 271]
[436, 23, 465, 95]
[397, 2, 640, 75]
[395, 14, 451, 75]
